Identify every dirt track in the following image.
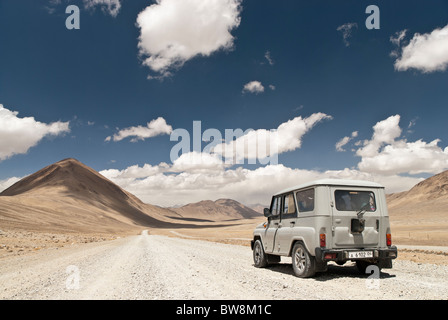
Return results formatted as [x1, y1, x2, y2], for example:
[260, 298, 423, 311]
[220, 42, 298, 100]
[1, 231, 447, 300]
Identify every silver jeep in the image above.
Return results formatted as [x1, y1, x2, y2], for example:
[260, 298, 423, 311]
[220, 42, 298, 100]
[251, 179, 397, 278]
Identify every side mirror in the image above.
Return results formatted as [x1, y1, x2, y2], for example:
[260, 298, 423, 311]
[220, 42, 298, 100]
[263, 208, 271, 217]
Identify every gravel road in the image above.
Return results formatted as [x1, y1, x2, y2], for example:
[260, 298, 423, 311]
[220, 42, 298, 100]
[1, 231, 447, 300]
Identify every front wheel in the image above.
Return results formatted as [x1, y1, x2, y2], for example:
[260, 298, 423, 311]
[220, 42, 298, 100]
[291, 242, 316, 278]
[253, 239, 268, 268]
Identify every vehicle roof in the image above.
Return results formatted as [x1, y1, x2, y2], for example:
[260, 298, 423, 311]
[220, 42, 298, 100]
[274, 179, 384, 196]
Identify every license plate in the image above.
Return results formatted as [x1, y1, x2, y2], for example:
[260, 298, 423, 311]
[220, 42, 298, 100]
[348, 251, 373, 259]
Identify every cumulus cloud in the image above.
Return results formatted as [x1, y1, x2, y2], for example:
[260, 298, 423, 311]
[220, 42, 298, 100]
[393, 24, 448, 73]
[212, 113, 333, 162]
[0, 104, 70, 161]
[83, 0, 121, 17]
[356, 115, 402, 158]
[100, 162, 422, 207]
[355, 115, 448, 175]
[337, 23, 358, 47]
[136, 0, 242, 78]
[171, 151, 227, 173]
[105, 117, 173, 142]
[358, 139, 448, 175]
[242, 81, 265, 94]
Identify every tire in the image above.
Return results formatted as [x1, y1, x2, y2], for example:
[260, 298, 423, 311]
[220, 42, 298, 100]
[253, 239, 268, 268]
[291, 242, 316, 278]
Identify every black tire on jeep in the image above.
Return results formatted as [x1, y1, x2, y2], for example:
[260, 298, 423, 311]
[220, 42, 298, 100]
[291, 242, 316, 278]
[253, 239, 268, 268]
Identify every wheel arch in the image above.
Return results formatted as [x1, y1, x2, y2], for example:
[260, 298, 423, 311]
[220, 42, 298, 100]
[251, 235, 262, 250]
[288, 238, 313, 257]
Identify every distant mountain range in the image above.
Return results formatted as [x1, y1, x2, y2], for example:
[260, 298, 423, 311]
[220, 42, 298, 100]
[0, 158, 260, 234]
[171, 199, 260, 221]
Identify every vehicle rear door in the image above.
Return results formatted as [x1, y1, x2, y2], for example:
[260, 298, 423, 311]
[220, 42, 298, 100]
[330, 187, 382, 248]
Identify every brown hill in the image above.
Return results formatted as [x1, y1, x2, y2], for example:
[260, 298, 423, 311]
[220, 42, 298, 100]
[387, 170, 448, 246]
[0, 158, 178, 233]
[171, 198, 261, 221]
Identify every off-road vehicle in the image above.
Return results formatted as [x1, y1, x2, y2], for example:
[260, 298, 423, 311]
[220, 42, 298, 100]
[251, 179, 397, 277]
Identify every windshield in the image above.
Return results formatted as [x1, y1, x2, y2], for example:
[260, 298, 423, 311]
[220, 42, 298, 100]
[335, 190, 376, 212]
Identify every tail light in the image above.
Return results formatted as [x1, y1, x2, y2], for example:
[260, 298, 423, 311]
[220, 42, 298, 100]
[324, 253, 337, 260]
[320, 233, 326, 248]
[386, 233, 392, 246]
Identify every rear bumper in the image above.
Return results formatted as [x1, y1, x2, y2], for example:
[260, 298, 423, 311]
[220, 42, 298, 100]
[315, 246, 398, 263]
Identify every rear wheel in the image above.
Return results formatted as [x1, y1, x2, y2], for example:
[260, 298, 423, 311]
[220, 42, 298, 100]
[253, 239, 268, 268]
[291, 242, 316, 278]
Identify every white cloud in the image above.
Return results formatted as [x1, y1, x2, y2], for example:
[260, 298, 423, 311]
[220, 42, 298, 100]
[0, 176, 22, 192]
[242, 81, 264, 94]
[393, 24, 448, 73]
[355, 115, 448, 175]
[0, 104, 70, 161]
[212, 113, 332, 162]
[83, 0, 121, 17]
[136, 0, 242, 78]
[100, 162, 422, 207]
[171, 151, 227, 173]
[337, 23, 358, 47]
[358, 138, 448, 175]
[335, 131, 358, 152]
[356, 115, 402, 158]
[106, 117, 173, 142]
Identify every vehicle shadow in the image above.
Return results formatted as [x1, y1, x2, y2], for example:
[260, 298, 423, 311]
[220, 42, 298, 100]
[261, 260, 396, 281]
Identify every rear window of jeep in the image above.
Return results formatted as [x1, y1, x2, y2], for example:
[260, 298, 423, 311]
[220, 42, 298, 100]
[335, 190, 376, 212]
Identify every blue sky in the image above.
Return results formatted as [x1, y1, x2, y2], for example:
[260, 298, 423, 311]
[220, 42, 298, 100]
[1, 0, 448, 206]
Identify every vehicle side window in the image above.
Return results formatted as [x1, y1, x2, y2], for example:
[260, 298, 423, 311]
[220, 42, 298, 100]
[296, 189, 315, 212]
[271, 196, 281, 216]
[282, 193, 296, 218]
